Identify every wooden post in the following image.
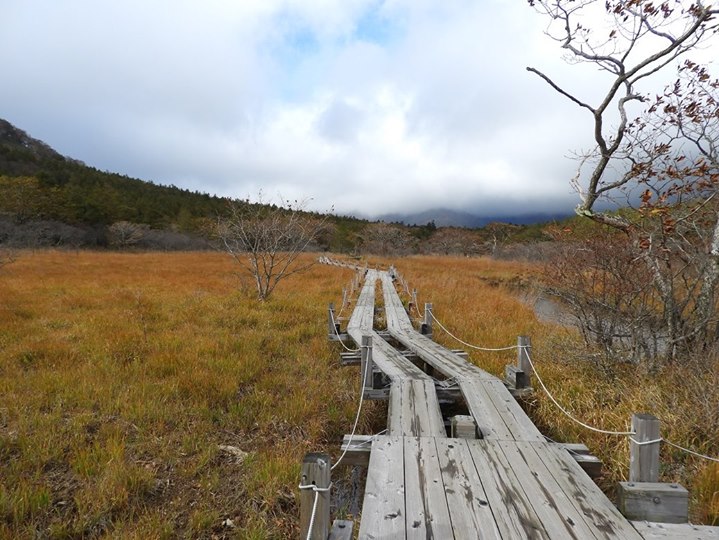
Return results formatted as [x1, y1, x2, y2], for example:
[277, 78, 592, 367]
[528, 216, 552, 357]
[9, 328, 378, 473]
[505, 336, 532, 391]
[630, 413, 660, 483]
[451, 415, 477, 439]
[409, 289, 418, 315]
[328, 303, 339, 338]
[361, 335, 373, 390]
[517, 336, 532, 377]
[619, 412, 689, 523]
[300, 453, 331, 539]
[421, 303, 433, 338]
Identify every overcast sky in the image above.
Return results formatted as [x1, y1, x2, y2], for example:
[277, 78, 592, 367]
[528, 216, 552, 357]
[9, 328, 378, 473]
[0, 0, 703, 218]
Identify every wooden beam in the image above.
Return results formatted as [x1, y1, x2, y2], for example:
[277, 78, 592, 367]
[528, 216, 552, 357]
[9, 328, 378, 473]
[618, 482, 689, 524]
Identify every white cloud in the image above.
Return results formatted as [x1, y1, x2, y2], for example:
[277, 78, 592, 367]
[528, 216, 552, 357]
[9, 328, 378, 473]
[1, 0, 710, 219]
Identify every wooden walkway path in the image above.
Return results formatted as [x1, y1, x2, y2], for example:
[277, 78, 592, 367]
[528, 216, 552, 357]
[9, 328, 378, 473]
[334, 267, 719, 539]
[347, 270, 445, 438]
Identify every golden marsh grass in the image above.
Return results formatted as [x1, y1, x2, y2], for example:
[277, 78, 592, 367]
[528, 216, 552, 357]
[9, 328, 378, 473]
[0, 251, 716, 538]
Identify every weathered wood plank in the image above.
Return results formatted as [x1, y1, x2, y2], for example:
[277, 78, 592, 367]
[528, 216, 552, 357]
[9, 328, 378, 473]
[466, 439, 549, 539]
[403, 436, 453, 539]
[538, 442, 644, 539]
[481, 379, 544, 441]
[458, 379, 514, 441]
[358, 436, 406, 539]
[389, 381, 446, 438]
[402, 380, 446, 438]
[338, 434, 374, 468]
[380, 272, 496, 381]
[388, 381, 402, 437]
[498, 440, 601, 539]
[435, 438, 502, 539]
[631, 521, 719, 539]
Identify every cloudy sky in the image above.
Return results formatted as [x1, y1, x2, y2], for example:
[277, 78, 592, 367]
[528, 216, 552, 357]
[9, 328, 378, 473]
[0, 0, 696, 218]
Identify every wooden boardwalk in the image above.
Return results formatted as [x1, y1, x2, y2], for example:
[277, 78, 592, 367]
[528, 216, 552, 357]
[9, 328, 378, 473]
[332, 267, 719, 539]
[347, 271, 445, 438]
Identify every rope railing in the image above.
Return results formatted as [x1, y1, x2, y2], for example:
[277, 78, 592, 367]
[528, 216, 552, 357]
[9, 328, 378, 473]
[429, 311, 523, 352]
[426, 312, 719, 463]
[331, 340, 372, 471]
[329, 309, 360, 354]
[525, 348, 719, 461]
[523, 349, 635, 436]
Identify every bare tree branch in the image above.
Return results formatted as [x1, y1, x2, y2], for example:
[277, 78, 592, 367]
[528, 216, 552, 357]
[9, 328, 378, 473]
[217, 195, 330, 300]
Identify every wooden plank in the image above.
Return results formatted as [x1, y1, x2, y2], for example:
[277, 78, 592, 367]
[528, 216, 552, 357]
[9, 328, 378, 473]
[403, 437, 453, 539]
[459, 379, 514, 441]
[434, 438, 502, 539]
[389, 381, 446, 438]
[388, 382, 402, 437]
[390, 328, 497, 380]
[497, 440, 601, 539]
[631, 521, 719, 539]
[481, 379, 545, 441]
[402, 380, 446, 438]
[359, 436, 406, 539]
[338, 434, 374, 468]
[379, 273, 497, 381]
[538, 442, 644, 539]
[466, 439, 549, 539]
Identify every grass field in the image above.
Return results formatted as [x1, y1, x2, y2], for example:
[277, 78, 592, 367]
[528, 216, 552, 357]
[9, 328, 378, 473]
[0, 251, 716, 538]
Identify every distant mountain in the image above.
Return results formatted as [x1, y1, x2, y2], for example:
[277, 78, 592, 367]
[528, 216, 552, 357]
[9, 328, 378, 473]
[377, 208, 572, 228]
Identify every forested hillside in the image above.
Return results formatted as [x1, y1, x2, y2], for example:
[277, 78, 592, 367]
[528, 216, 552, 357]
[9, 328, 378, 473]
[0, 118, 551, 253]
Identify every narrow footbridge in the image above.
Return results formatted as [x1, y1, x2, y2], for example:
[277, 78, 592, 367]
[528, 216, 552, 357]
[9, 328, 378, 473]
[306, 261, 719, 540]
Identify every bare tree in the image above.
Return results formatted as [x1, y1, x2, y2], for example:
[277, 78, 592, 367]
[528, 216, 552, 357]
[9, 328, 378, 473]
[423, 227, 482, 256]
[108, 221, 147, 249]
[0, 247, 15, 270]
[359, 222, 417, 255]
[217, 196, 329, 301]
[529, 0, 719, 360]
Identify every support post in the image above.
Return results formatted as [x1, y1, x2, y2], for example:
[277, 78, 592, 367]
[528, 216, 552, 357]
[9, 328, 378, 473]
[409, 289, 418, 316]
[421, 302, 433, 338]
[505, 336, 532, 391]
[451, 415, 478, 439]
[618, 413, 689, 523]
[517, 336, 532, 378]
[299, 453, 331, 539]
[630, 413, 660, 483]
[361, 335, 373, 390]
[328, 303, 340, 339]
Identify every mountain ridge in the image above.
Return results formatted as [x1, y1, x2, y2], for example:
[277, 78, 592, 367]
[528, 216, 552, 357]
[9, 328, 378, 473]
[376, 208, 573, 228]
